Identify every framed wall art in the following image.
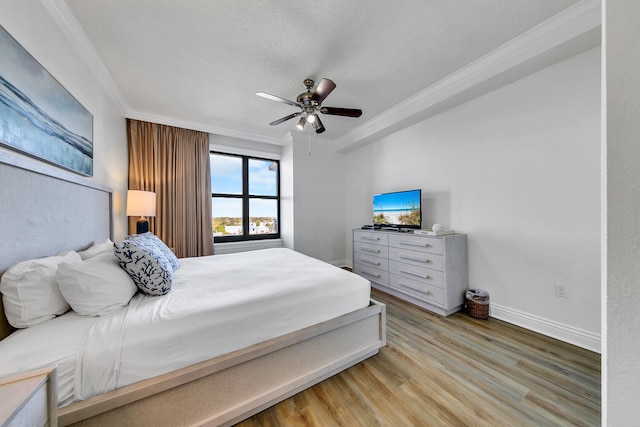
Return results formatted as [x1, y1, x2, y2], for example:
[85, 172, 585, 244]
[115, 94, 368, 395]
[0, 25, 93, 176]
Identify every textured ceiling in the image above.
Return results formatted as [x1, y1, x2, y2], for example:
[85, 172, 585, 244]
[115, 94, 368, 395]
[65, 0, 583, 144]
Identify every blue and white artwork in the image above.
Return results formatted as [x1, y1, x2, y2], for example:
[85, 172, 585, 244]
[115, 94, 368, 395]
[0, 25, 93, 176]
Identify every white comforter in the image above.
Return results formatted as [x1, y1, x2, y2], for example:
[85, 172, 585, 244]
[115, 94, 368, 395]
[0, 248, 370, 405]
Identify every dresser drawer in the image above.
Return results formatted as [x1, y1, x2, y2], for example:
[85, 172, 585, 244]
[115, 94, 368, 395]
[354, 252, 388, 272]
[389, 247, 444, 271]
[353, 228, 467, 316]
[388, 234, 443, 255]
[354, 263, 389, 285]
[354, 231, 389, 246]
[389, 260, 444, 287]
[354, 241, 389, 259]
[390, 273, 444, 306]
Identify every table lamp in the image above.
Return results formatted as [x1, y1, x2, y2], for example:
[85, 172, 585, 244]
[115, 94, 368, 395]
[126, 190, 156, 234]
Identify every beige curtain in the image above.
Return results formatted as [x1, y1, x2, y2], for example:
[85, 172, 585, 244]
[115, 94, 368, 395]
[127, 119, 214, 257]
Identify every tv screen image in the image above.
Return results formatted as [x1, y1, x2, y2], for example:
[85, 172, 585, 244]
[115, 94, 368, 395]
[373, 189, 422, 228]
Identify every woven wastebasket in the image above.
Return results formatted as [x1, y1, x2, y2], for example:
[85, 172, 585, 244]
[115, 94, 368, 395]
[465, 289, 490, 319]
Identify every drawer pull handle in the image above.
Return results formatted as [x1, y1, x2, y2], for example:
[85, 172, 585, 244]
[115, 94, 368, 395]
[361, 247, 381, 254]
[398, 269, 429, 280]
[361, 236, 380, 241]
[399, 282, 432, 295]
[399, 241, 430, 248]
[399, 255, 430, 264]
[361, 259, 381, 266]
[361, 270, 381, 279]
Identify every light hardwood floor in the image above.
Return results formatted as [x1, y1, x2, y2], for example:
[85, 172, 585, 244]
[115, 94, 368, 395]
[236, 289, 601, 426]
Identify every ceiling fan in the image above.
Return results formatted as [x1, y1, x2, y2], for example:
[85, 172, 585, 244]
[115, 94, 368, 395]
[256, 78, 362, 134]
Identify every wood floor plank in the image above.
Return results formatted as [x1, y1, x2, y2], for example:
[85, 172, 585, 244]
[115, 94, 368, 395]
[235, 289, 601, 426]
[523, 390, 599, 427]
[321, 373, 386, 426]
[389, 335, 540, 426]
[306, 380, 363, 426]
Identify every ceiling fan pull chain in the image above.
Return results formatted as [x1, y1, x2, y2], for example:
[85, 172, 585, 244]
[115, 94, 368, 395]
[308, 127, 312, 156]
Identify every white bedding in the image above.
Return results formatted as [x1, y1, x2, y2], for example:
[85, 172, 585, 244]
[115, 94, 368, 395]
[0, 311, 97, 406]
[0, 248, 370, 406]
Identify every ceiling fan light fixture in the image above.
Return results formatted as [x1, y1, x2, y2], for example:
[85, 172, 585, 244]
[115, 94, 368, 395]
[312, 116, 325, 133]
[257, 78, 362, 133]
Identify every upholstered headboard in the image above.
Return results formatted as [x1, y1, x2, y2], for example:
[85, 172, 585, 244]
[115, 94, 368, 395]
[0, 151, 113, 339]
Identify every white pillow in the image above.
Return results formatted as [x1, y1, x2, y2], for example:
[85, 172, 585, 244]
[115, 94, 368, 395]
[0, 251, 82, 328]
[77, 239, 114, 260]
[56, 252, 137, 316]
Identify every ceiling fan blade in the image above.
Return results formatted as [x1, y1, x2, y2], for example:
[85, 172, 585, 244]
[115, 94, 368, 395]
[311, 78, 336, 104]
[256, 92, 301, 108]
[320, 107, 363, 118]
[269, 111, 302, 126]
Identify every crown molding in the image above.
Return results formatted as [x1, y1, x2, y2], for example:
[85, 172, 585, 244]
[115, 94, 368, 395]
[42, 0, 290, 146]
[44, 0, 601, 149]
[41, 0, 129, 114]
[333, 0, 602, 153]
[126, 109, 287, 146]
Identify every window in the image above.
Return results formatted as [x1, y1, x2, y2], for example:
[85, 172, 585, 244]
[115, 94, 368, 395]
[211, 152, 280, 242]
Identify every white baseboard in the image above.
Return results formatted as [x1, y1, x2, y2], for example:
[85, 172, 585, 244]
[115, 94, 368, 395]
[490, 303, 601, 354]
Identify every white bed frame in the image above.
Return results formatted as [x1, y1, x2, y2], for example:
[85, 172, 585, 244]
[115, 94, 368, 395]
[0, 153, 387, 426]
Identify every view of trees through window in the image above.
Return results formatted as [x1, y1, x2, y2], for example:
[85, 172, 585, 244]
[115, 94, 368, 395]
[210, 153, 279, 242]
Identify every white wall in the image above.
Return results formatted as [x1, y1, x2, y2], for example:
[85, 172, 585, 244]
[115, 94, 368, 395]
[0, 1, 128, 239]
[292, 132, 348, 265]
[280, 133, 295, 250]
[344, 48, 601, 349]
[210, 134, 282, 157]
[605, 0, 640, 424]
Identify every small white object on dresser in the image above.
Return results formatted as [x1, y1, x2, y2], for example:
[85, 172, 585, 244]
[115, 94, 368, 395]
[353, 229, 468, 316]
[0, 367, 57, 427]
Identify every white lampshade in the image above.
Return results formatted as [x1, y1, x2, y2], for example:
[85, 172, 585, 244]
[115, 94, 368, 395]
[126, 190, 156, 217]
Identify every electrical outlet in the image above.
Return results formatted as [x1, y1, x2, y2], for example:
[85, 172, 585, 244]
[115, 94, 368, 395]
[555, 283, 568, 298]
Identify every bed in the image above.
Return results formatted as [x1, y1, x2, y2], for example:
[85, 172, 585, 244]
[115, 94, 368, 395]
[0, 152, 386, 427]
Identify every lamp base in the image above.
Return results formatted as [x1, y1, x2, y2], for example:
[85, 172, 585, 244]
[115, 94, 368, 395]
[136, 217, 149, 234]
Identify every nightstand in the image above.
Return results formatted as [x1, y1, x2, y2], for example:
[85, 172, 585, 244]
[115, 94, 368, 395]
[0, 367, 57, 427]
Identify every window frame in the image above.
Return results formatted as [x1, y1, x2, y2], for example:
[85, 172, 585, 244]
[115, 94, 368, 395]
[211, 151, 281, 243]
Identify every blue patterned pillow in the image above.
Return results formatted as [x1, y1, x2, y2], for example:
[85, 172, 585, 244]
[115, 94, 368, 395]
[113, 240, 173, 296]
[128, 232, 179, 271]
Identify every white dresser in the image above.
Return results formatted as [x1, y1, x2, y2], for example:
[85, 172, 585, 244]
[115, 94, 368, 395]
[353, 229, 468, 316]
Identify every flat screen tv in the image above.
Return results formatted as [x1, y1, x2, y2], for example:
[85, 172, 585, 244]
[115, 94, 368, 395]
[373, 189, 422, 229]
